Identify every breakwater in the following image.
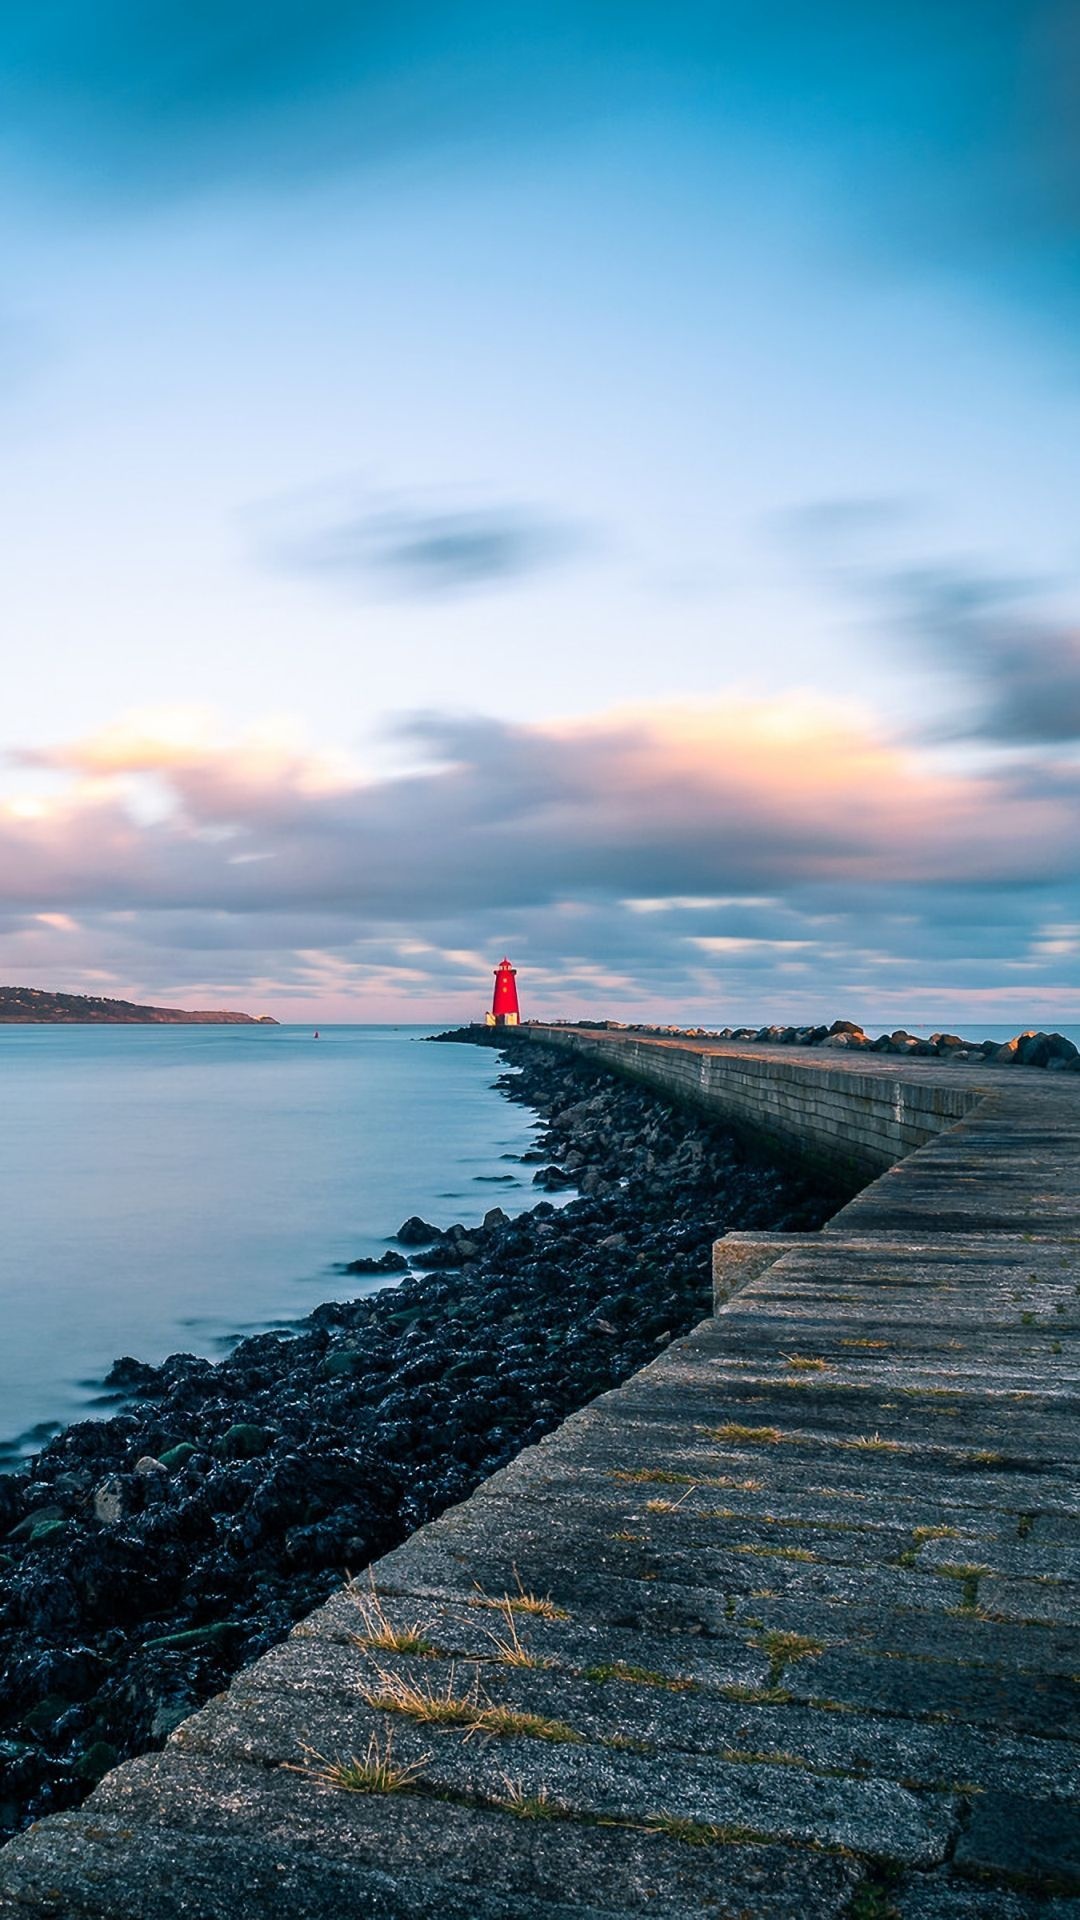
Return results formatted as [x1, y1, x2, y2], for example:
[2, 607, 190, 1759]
[523, 1025, 985, 1188]
[1, 1030, 1077, 1919]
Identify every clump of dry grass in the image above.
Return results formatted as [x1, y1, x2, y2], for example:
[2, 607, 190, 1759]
[721, 1682, 793, 1705]
[735, 1544, 818, 1563]
[495, 1778, 564, 1820]
[645, 1484, 698, 1515]
[784, 1355, 828, 1372]
[483, 1598, 549, 1669]
[472, 1569, 568, 1622]
[643, 1814, 763, 1847]
[897, 1523, 963, 1569]
[753, 1628, 824, 1687]
[841, 1432, 904, 1452]
[360, 1661, 581, 1744]
[478, 1702, 583, 1743]
[585, 1661, 697, 1693]
[359, 1663, 483, 1730]
[703, 1423, 782, 1446]
[349, 1579, 437, 1658]
[289, 1730, 429, 1796]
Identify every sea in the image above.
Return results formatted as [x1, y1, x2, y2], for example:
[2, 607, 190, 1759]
[0, 1025, 548, 1467]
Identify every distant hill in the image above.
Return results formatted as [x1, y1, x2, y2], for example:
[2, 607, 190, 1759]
[0, 987, 279, 1025]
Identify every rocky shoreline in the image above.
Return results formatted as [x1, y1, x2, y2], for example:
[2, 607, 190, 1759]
[0, 1032, 830, 1841]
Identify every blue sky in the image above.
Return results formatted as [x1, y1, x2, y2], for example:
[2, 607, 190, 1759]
[1, 2, 1079, 1021]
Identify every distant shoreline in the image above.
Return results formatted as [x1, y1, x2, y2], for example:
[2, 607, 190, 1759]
[0, 987, 277, 1025]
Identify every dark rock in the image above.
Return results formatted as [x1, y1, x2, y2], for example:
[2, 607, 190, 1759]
[533, 1164, 576, 1189]
[395, 1217, 441, 1246]
[218, 1424, 274, 1460]
[101, 1356, 160, 1394]
[1017, 1030, 1079, 1069]
[72, 1739, 119, 1784]
[341, 1250, 409, 1275]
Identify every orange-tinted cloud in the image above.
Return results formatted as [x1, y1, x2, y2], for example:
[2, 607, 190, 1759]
[1, 698, 1078, 1017]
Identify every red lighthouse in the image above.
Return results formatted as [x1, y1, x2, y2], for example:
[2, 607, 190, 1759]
[489, 957, 520, 1027]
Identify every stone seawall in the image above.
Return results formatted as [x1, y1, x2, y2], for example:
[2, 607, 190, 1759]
[522, 1025, 986, 1189]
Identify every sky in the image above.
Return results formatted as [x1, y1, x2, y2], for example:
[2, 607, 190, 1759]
[1, 1, 1079, 1024]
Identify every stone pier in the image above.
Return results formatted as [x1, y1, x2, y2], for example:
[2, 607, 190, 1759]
[1, 1035, 1077, 1919]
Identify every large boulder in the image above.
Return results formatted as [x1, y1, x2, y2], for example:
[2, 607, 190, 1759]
[396, 1216, 441, 1246]
[1018, 1030, 1079, 1069]
[820, 1028, 870, 1049]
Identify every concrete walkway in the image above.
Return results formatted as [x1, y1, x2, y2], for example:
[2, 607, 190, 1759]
[1, 1045, 1078, 1918]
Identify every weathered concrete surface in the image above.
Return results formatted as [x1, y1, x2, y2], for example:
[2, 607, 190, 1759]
[1, 1038, 1078, 1919]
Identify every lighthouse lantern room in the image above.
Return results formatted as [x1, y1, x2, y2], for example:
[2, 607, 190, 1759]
[487, 957, 520, 1027]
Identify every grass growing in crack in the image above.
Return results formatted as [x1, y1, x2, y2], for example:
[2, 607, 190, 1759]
[612, 1469, 762, 1491]
[359, 1663, 483, 1731]
[645, 1484, 699, 1515]
[754, 1629, 825, 1687]
[721, 1682, 793, 1705]
[936, 1564, 991, 1612]
[585, 1662, 697, 1693]
[478, 1703, 583, 1744]
[703, 1423, 783, 1445]
[643, 1814, 766, 1847]
[289, 1730, 430, 1796]
[785, 1355, 828, 1372]
[735, 1544, 819, 1563]
[495, 1778, 565, 1820]
[842, 1433, 904, 1452]
[896, 1524, 962, 1569]
[471, 1569, 568, 1622]
[483, 1599, 549, 1670]
[840, 1338, 888, 1349]
[360, 1664, 582, 1743]
[349, 1580, 438, 1658]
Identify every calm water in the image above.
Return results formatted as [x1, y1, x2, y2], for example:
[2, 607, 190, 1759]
[0, 1026, 545, 1463]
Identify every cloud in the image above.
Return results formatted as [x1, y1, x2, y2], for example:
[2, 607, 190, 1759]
[2, 696, 1080, 1019]
[266, 491, 588, 599]
[893, 567, 1080, 746]
[775, 505, 1080, 749]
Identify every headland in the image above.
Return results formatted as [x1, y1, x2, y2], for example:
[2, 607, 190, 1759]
[0, 986, 278, 1024]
